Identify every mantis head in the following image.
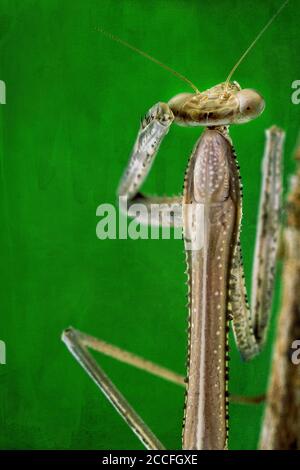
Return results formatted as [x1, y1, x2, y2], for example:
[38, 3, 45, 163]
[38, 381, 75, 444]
[99, 0, 286, 127]
[168, 82, 265, 127]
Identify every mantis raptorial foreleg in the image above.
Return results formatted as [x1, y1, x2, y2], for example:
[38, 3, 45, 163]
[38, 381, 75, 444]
[117, 102, 182, 228]
[229, 127, 285, 361]
[118, 102, 174, 202]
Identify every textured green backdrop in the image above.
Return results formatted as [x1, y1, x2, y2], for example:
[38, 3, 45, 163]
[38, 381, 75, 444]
[0, 0, 299, 450]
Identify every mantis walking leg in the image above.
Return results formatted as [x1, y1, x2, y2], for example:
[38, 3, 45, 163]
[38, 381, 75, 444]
[63, 328, 265, 400]
[62, 102, 178, 450]
[229, 127, 285, 360]
[62, 328, 165, 450]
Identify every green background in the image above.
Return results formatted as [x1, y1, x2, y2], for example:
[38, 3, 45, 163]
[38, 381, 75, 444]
[0, 0, 299, 450]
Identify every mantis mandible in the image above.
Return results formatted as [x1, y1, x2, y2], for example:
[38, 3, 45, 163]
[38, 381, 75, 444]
[62, 1, 288, 450]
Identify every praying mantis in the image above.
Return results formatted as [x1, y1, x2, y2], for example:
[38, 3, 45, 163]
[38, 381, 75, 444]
[62, 1, 289, 450]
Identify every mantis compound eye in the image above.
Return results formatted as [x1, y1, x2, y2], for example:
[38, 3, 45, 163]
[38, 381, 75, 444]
[236, 89, 265, 122]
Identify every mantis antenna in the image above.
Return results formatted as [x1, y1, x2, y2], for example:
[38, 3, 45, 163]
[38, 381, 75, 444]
[225, 0, 289, 90]
[97, 1, 288, 97]
[96, 28, 200, 94]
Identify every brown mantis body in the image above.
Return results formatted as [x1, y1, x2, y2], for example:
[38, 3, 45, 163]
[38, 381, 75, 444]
[62, 2, 288, 450]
